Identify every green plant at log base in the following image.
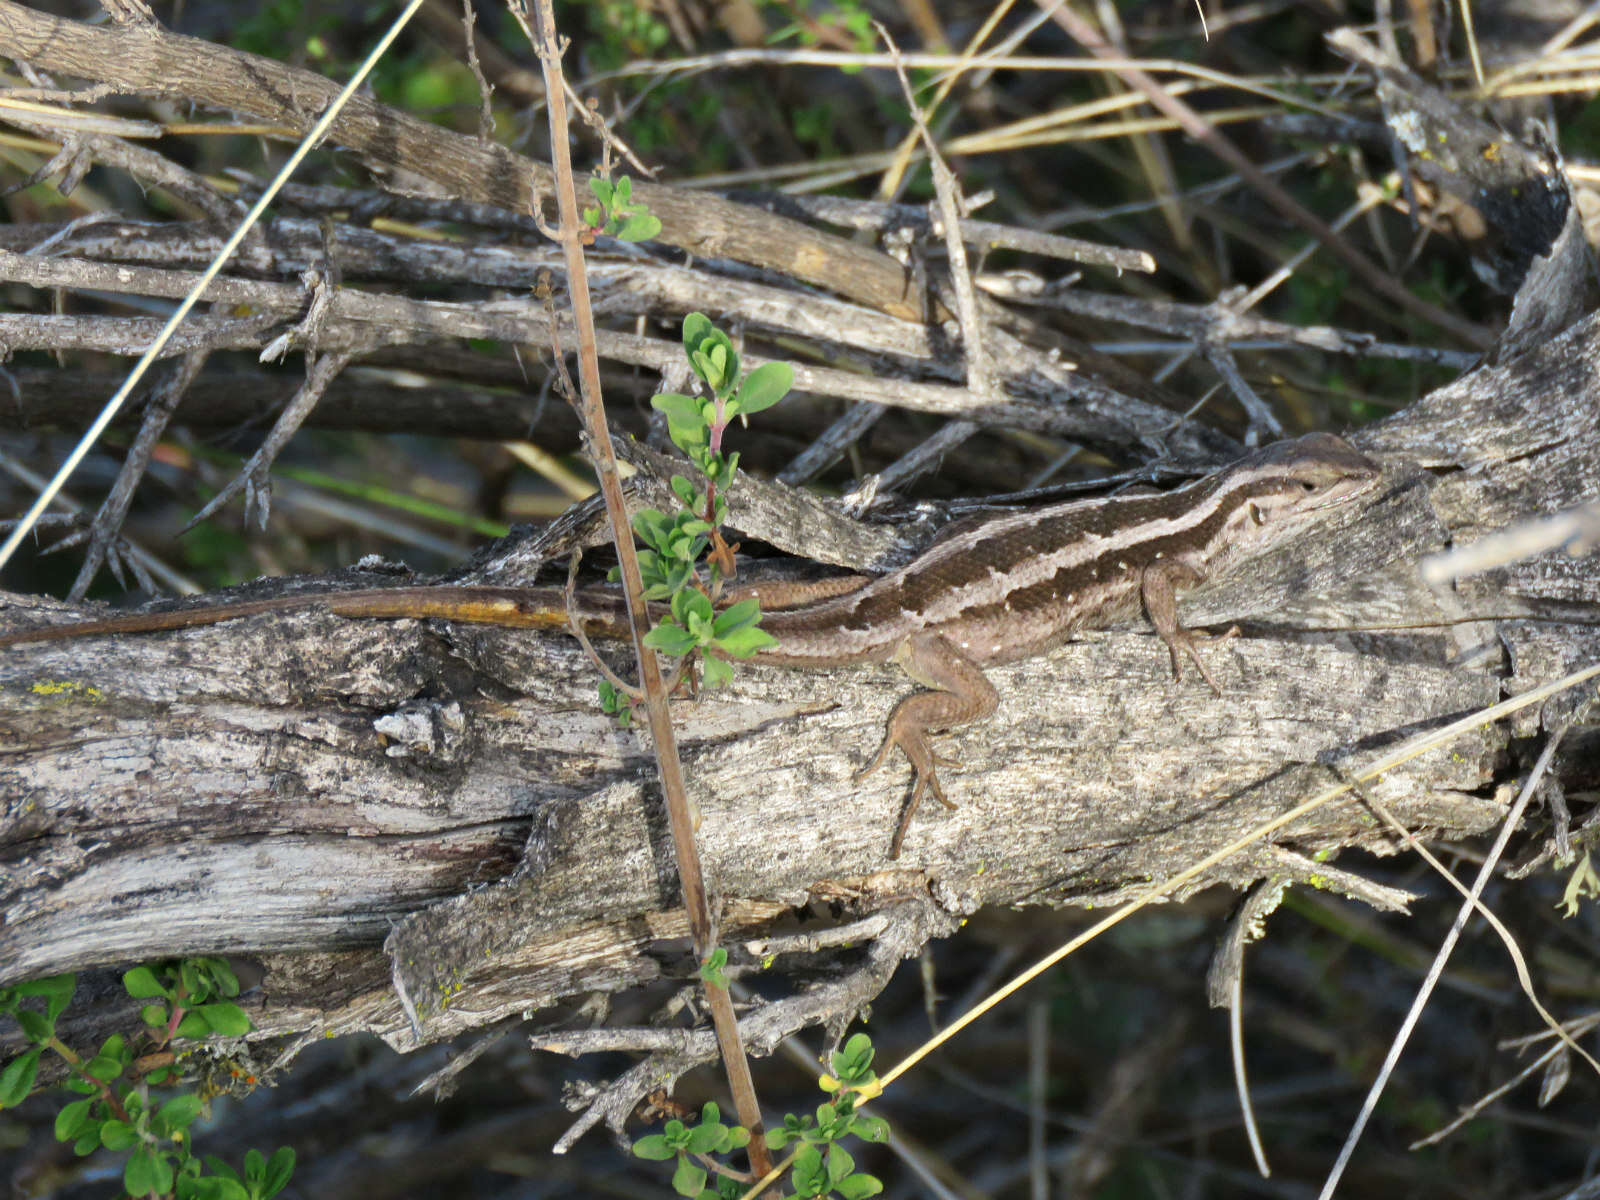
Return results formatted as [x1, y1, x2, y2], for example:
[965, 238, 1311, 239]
[633, 1033, 887, 1198]
[0, 960, 294, 1200]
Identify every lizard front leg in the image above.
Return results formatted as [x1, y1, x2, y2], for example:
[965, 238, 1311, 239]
[1140, 561, 1231, 695]
[855, 632, 1000, 858]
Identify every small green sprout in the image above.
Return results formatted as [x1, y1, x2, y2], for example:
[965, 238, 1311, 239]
[584, 174, 662, 242]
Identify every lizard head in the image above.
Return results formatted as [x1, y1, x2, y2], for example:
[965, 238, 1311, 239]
[1213, 432, 1382, 547]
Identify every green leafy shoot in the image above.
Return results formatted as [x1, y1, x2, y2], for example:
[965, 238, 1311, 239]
[0, 959, 293, 1200]
[598, 678, 635, 728]
[633, 1033, 887, 1197]
[584, 174, 662, 242]
[130, 957, 252, 1045]
[699, 946, 731, 989]
[593, 314, 789, 717]
[632, 1101, 751, 1198]
[652, 312, 794, 490]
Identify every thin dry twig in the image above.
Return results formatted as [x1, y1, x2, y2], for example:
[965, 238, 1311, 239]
[1035, 1, 1494, 349]
[871, 22, 988, 494]
[0, 0, 431, 571]
[1316, 733, 1570, 1200]
[184, 347, 362, 532]
[458, 0, 495, 144]
[67, 349, 208, 599]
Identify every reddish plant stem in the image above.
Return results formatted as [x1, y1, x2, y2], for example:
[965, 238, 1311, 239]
[524, 0, 771, 1174]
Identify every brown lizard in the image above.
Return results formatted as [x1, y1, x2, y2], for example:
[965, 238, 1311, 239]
[0, 432, 1380, 857]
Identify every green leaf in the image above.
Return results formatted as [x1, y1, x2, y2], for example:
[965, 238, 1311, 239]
[712, 625, 777, 658]
[184, 1177, 247, 1200]
[198, 1002, 253, 1036]
[85, 1054, 125, 1084]
[643, 622, 698, 657]
[790, 1144, 826, 1193]
[180, 961, 203, 999]
[651, 392, 703, 427]
[691, 348, 725, 392]
[834, 1033, 875, 1082]
[667, 420, 712, 463]
[671, 1155, 707, 1197]
[262, 1146, 296, 1196]
[725, 1125, 751, 1148]
[711, 597, 761, 635]
[158, 1093, 205, 1132]
[683, 316, 739, 394]
[100, 1118, 137, 1151]
[617, 212, 662, 242]
[206, 1154, 243, 1184]
[203, 959, 241, 999]
[834, 1174, 885, 1199]
[123, 966, 167, 999]
[54, 1096, 93, 1140]
[14, 1008, 50, 1043]
[669, 474, 700, 509]
[670, 589, 714, 630]
[141, 1004, 168, 1027]
[681, 312, 714, 353]
[767, 1112, 813, 1150]
[632, 1134, 677, 1161]
[614, 175, 633, 205]
[125, 1147, 163, 1197]
[72, 1127, 102, 1156]
[632, 507, 674, 547]
[15, 974, 76, 1022]
[849, 1114, 890, 1143]
[732, 361, 792, 416]
[588, 175, 614, 209]
[685, 1117, 727, 1155]
[700, 655, 732, 688]
[175, 1013, 210, 1040]
[827, 1144, 855, 1184]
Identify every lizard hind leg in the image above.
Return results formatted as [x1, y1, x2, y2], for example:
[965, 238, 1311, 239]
[854, 633, 1001, 858]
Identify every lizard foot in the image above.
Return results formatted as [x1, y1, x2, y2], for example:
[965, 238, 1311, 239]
[861, 633, 998, 857]
[1163, 623, 1242, 696]
[858, 723, 959, 860]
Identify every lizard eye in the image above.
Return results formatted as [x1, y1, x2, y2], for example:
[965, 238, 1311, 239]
[1249, 502, 1265, 525]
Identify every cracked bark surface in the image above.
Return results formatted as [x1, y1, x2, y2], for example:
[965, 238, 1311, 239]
[5, 311, 1599, 1065]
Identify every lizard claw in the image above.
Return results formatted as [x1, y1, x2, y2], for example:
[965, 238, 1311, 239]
[858, 725, 958, 860]
[1165, 628, 1225, 696]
